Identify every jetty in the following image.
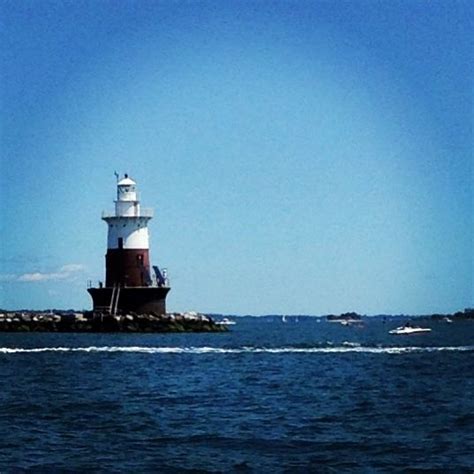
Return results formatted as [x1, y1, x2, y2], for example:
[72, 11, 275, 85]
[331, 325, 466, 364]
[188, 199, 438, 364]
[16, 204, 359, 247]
[0, 311, 227, 333]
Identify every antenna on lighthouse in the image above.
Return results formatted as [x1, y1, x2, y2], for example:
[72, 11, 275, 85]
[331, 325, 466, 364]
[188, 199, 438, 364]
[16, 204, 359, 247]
[114, 171, 119, 182]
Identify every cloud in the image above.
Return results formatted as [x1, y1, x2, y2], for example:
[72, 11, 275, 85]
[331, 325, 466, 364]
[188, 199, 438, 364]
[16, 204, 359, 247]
[59, 264, 85, 273]
[17, 272, 65, 282]
[1, 264, 86, 283]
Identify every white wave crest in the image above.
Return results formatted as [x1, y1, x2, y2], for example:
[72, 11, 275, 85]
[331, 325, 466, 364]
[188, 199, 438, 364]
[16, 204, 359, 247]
[1, 345, 473, 355]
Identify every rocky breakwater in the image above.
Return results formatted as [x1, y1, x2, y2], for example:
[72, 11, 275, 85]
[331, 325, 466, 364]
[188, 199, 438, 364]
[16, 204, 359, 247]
[0, 311, 228, 333]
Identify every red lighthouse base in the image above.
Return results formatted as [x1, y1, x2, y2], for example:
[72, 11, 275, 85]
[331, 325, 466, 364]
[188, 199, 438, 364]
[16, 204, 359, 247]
[88, 286, 170, 315]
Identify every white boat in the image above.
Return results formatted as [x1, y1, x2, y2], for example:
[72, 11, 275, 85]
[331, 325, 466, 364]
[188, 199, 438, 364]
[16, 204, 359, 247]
[327, 315, 363, 326]
[334, 319, 364, 326]
[389, 324, 431, 335]
[216, 318, 236, 326]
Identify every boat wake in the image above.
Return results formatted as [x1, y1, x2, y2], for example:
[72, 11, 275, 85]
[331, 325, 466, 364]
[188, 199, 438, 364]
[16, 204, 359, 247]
[1, 345, 474, 355]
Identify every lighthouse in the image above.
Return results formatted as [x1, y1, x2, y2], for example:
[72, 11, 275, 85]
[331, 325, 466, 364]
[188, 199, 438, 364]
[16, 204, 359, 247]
[88, 174, 170, 315]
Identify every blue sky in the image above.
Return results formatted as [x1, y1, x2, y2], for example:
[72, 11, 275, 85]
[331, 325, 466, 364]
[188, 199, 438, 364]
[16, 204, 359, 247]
[1, 0, 472, 314]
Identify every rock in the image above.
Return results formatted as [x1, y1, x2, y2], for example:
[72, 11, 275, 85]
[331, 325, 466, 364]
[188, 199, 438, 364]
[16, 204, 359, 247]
[0, 310, 229, 333]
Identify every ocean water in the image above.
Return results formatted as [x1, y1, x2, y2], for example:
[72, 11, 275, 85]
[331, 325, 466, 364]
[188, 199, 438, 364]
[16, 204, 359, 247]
[0, 317, 473, 472]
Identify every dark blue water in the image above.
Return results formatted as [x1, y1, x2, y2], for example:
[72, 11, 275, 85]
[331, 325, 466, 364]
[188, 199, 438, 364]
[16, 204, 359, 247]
[1, 317, 473, 472]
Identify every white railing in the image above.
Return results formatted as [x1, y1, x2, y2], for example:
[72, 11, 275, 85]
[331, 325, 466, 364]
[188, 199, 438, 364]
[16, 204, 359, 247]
[101, 208, 154, 219]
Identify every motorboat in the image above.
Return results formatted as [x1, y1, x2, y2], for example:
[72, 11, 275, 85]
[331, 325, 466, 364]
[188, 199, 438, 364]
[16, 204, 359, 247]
[389, 324, 431, 335]
[337, 319, 364, 327]
[216, 318, 236, 326]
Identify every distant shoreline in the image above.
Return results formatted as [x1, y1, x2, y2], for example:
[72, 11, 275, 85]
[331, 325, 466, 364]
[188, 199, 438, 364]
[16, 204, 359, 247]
[206, 309, 474, 320]
[1, 308, 472, 334]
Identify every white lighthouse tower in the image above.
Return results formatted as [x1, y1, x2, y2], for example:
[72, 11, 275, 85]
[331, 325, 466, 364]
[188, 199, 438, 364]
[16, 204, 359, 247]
[103, 174, 152, 287]
[88, 174, 170, 315]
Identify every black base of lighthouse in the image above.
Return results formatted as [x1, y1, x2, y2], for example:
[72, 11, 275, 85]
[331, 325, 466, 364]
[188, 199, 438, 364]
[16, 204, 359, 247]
[88, 286, 170, 315]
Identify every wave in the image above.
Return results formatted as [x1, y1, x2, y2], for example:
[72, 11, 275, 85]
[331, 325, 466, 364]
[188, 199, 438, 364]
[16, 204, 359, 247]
[1, 345, 474, 355]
